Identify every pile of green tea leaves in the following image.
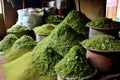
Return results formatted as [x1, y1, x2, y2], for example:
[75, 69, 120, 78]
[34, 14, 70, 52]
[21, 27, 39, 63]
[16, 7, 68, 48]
[81, 34, 120, 51]
[33, 24, 55, 35]
[32, 23, 85, 77]
[32, 45, 62, 77]
[4, 35, 37, 62]
[61, 10, 90, 37]
[55, 45, 96, 78]
[7, 24, 28, 33]
[0, 34, 18, 53]
[2, 10, 90, 80]
[49, 23, 86, 56]
[45, 15, 64, 24]
[87, 17, 120, 29]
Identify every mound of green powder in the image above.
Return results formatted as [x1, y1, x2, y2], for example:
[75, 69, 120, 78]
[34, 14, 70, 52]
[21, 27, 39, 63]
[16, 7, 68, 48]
[32, 23, 85, 56]
[32, 23, 86, 77]
[33, 24, 55, 35]
[49, 23, 85, 56]
[4, 35, 37, 62]
[61, 10, 90, 37]
[32, 10, 89, 78]
[3, 52, 56, 80]
[45, 15, 64, 24]
[55, 45, 96, 79]
[33, 45, 62, 77]
[7, 24, 28, 37]
[2, 52, 39, 80]
[87, 17, 120, 29]
[0, 34, 18, 52]
[7, 24, 28, 33]
[81, 34, 120, 51]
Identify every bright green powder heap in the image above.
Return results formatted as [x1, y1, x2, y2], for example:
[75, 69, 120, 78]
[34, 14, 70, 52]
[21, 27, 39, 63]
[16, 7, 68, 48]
[33, 24, 55, 35]
[61, 10, 90, 37]
[81, 34, 120, 51]
[87, 17, 120, 29]
[2, 52, 56, 80]
[32, 23, 85, 77]
[7, 24, 28, 33]
[55, 45, 96, 78]
[0, 34, 18, 52]
[2, 52, 39, 80]
[4, 35, 37, 62]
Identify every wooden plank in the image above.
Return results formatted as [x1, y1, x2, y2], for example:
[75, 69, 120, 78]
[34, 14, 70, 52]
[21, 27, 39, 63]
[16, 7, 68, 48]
[75, 0, 106, 19]
[0, 14, 5, 36]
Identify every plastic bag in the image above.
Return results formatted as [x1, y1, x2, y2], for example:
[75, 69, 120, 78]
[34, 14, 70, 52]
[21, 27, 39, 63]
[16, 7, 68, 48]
[17, 8, 44, 30]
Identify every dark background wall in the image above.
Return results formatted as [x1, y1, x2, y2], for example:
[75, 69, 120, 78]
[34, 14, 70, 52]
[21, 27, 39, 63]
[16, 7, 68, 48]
[81, 0, 106, 19]
[75, 0, 106, 20]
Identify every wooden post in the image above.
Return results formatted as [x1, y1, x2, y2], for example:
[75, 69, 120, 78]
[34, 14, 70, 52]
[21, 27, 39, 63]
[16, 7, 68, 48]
[22, 0, 25, 9]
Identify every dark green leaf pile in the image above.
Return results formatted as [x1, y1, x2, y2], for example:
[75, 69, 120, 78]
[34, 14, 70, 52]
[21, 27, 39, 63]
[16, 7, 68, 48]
[61, 10, 90, 37]
[45, 15, 64, 24]
[32, 10, 89, 77]
[32, 23, 83, 76]
[87, 17, 120, 29]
